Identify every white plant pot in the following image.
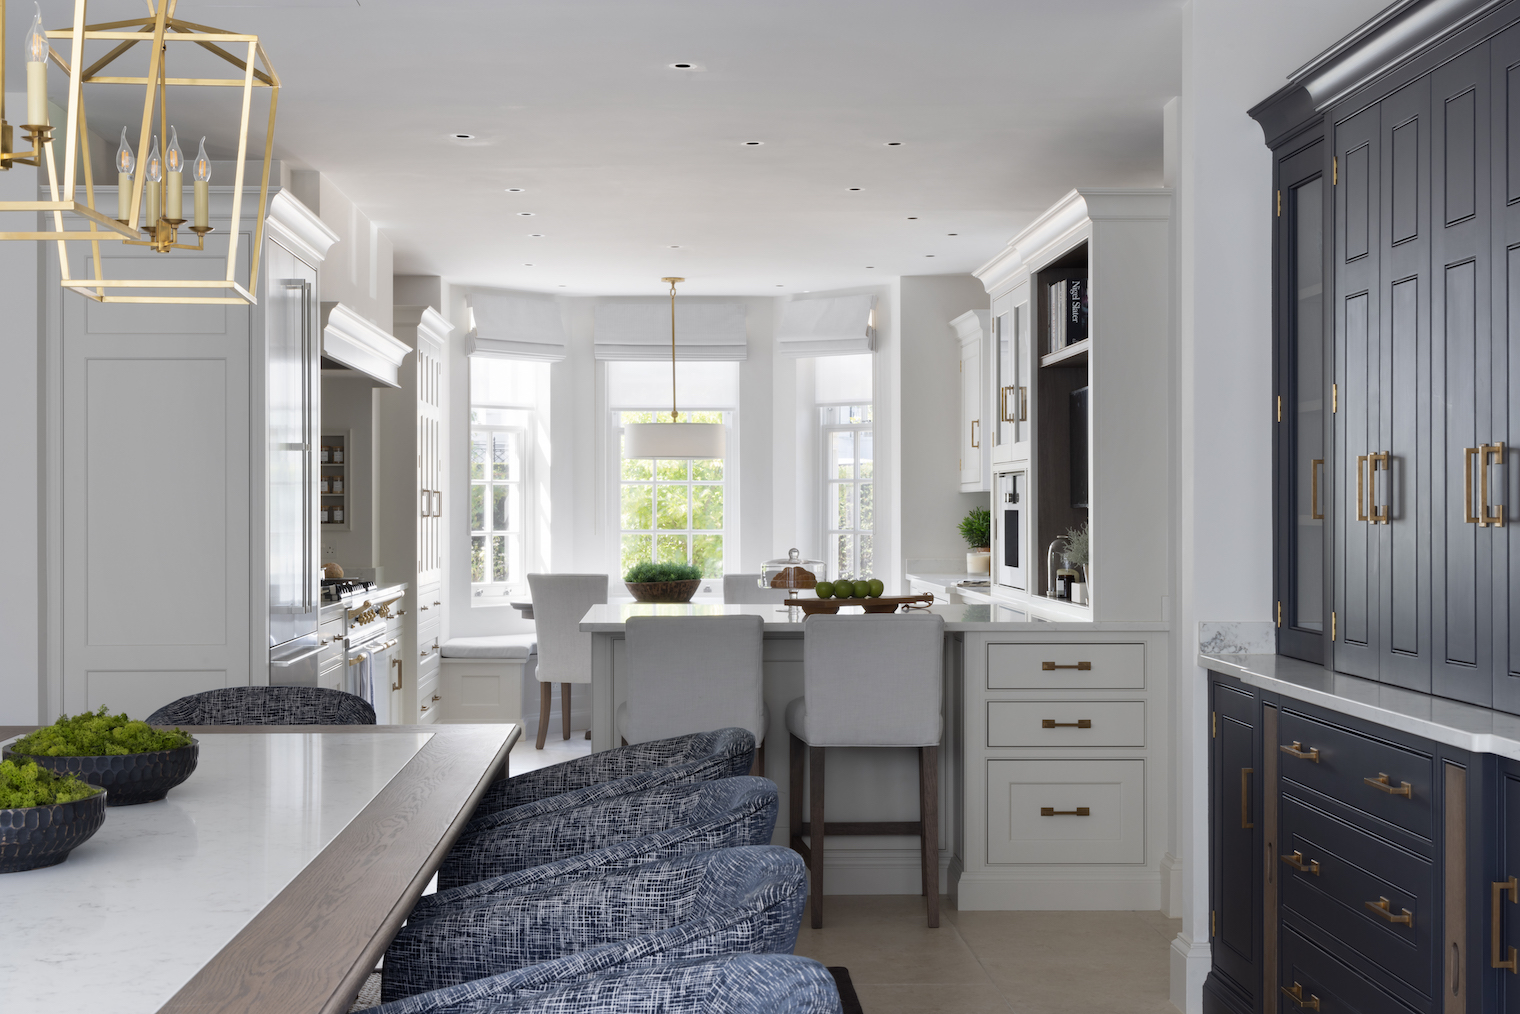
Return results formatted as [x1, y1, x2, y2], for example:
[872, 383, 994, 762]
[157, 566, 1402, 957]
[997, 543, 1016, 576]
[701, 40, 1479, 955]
[966, 550, 991, 575]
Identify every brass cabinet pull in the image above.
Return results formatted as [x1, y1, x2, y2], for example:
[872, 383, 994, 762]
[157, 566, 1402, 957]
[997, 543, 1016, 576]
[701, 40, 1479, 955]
[432, 693, 441, 702]
[1280, 741, 1320, 763]
[1042, 719, 1092, 729]
[1039, 806, 1090, 817]
[1041, 661, 1092, 671]
[1019, 387, 1028, 422]
[999, 386, 1012, 423]
[1281, 983, 1320, 1010]
[971, 419, 981, 449]
[1465, 446, 1482, 525]
[1494, 878, 1518, 972]
[391, 658, 403, 692]
[1365, 896, 1413, 926]
[1311, 458, 1324, 520]
[1364, 772, 1412, 797]
[1282, 851, 1320, 875]
[1358, 454, 1370, 522]
[1369, 451, 1390, 523]
[1484, 442, 1507, 527]
[420, 704, 429, 713]
[1241, 768, 1254, 829]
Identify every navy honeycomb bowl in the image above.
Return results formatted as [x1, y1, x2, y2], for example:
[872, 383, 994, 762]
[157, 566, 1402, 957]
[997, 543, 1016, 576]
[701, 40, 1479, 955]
[0, 788, 107, 872]
[3, 740, 198, 806]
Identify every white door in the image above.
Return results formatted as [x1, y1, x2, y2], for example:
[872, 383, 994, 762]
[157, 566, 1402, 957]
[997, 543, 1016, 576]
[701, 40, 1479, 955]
[960, 334, 983, 489]
[417, 334, 444, 589]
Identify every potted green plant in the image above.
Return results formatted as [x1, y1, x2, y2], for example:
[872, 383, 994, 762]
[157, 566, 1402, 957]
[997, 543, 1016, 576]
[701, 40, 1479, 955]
[4, 707, 198, 806]
[959, 506, 992, 575]
[624, 561, 704, 603]
[1064, 521, 1091, 605]
[0, 758, 107, 873]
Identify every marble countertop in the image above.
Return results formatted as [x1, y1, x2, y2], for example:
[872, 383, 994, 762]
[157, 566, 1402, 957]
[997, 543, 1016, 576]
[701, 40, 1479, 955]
[904, 573, 1092, 620]
[581, 601, 1168, 633]
[1201, 652, 1520, 761]
[1, 730, 432, 1013]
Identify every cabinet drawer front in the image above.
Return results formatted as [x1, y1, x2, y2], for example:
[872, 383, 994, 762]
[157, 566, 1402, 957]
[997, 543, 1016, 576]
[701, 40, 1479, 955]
[1280, 924, 1421, 1014]
[318, 657, 344, 693]
[987, 701, 1144, 747]
[985, 759, 1144, 864]
[1278, 709, 1434, 842]
[987, 643, 1143, 690]
[1280, 795, 1434, 998]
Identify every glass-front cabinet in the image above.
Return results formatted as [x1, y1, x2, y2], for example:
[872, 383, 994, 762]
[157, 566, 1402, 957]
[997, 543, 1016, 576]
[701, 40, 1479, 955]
[1274, 138, 1330, 664]
[991, 279, 1031, 464]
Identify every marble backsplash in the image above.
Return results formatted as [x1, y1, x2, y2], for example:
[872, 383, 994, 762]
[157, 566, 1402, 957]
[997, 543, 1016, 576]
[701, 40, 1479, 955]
[1199, 621, 1275, 655]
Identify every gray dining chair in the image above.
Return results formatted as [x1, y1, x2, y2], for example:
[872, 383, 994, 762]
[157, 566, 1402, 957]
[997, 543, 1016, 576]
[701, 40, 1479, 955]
[722, 573, 793, 605]
[786, 612, 946, 928]
[526, 573, 608, 749]
[616, 615, 768, 773]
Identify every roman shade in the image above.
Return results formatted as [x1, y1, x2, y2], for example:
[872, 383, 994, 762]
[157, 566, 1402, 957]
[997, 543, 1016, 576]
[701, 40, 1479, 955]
[468, 292, 568, 363]
[595, 301, 748, 361]
[777, 294, 876, 357]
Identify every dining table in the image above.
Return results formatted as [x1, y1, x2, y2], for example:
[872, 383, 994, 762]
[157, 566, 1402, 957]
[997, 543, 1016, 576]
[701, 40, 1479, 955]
[0, 722, 519, 1014]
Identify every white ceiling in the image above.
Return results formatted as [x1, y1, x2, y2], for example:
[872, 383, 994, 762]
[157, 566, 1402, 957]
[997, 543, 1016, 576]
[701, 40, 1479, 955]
[8, 0, 1183, 296]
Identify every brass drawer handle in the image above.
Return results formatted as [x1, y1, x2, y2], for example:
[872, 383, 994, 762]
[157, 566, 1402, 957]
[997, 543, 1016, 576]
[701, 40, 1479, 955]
[432, 693, 441, 701]
[1365, 897, 1413, 926]
[1042, 719, 1091, 729]
[1280, 741, 1320, 763]
[420, 704, 429, 713]
[1364, 772, 1412, 797]
[1495, 877, 1518, 972]
[1039, 806, 1090, 817]
[1281, 851, 1319, 875]
[1281, 983, 1320, 1010]
[1041, 661, 1092, 671]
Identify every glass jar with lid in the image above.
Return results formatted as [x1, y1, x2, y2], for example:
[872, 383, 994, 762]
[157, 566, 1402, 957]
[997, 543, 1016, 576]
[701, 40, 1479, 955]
[758, 548, 825, 601]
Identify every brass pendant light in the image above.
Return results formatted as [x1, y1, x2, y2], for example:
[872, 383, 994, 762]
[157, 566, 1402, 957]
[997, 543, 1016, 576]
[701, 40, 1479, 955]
[621, 277, 727, 460]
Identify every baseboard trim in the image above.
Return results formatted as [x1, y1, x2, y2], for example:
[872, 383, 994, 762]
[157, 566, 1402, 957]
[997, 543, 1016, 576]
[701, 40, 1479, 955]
[773, 843, 952, 895]
[951, 870, 1162, 910]
[1160, 851, 1183, 919]
[1170, 931, 1211, 1014]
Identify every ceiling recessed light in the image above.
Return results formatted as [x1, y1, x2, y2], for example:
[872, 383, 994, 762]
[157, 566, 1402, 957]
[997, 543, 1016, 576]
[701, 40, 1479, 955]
[667, 62, 707, 71]
[505, 187, 525, 193]
[925, 254, 935, 258]
[529, 233, 544, 237]
[669, 245, 681, 249]
[517, 212, 534, 217]
[671, 62, 693, 68]
[451, 133, 475, 140]
[907, 216, 918, 220]
[947, 232, 958, 236]
[776, 284, 784, 287]
[558, 284, 567, 288]
[743, 141, 763, 146]
[865, 266, 875, 269]
[848, 187, 862, 192]
[524, 263, 534, 267]
[885, 141, 902, 146]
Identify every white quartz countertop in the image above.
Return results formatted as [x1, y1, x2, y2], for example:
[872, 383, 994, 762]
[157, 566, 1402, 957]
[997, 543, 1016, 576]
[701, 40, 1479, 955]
[1, 731, 431, 1013]
[580, 601, 1168, 633]
[1201, 652, 1520, 761]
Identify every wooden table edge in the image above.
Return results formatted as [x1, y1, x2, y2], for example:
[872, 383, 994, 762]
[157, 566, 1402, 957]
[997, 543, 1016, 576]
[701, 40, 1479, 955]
[144, 723, 519, 1014]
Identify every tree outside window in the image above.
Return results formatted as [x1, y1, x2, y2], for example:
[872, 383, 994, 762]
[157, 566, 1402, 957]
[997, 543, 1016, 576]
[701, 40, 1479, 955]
[469, 415, 524, 596]
[822, 404, 873, 582]
[618, 410, 726, 578]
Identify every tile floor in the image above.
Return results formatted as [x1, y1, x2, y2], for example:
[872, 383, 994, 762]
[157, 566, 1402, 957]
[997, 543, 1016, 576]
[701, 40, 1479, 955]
[504, 738, 1182, 1014]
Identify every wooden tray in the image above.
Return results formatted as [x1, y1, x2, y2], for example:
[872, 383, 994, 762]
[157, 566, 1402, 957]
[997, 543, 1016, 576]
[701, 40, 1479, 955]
[792, 593, 934, 615]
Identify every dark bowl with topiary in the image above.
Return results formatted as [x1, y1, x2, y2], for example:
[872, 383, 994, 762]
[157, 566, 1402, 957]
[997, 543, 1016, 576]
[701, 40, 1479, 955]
[0, 758, 107, 873]
[624, 562, 704, 603]
[3, 707, 198, 807]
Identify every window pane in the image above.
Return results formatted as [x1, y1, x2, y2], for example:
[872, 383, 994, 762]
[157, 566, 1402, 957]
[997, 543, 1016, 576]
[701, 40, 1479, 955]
[833, 482, 852, 530]
[829, 431, 855, 480]
[491, 535, 507, 582]
[691, 485, 723, 530]
[858, 482, 873, 531]
[492, 484, 509, 531]
[621, 534, 652, 574]
[470, 432, 487, 481]
[657, 533, 689, 565]
[470, 484, 486, 531]
[656, 458, 690, 481]
[470, 535, 486, 582]
[692, 457, 723, 481]
[621, 451, 653, 481]
[692, 534, 723, 577]
[621, 485, 652, 531]
[656, 484, 689, 529]
[859, 533, 874, 577]
[832, 534, 853, 582]
[492, 431, 517, 482]
[858, 429, 874, 479]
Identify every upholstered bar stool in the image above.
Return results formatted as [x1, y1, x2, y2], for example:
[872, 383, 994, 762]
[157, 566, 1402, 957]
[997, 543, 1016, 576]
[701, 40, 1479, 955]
[618, 614, 769, 774]
[787, 612, 946, 928]
[525, 573, 608, 749]
[723, 574, 794, 605]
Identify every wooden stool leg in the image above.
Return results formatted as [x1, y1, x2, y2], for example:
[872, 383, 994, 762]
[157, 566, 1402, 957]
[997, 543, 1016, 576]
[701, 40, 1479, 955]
[750, 738, 766, 777]
[789, 735, 805, 855]
[809, 745, 826, 929]
[918, 747, 928, 897]
[920, 745, 940, 928]
[535, 681, 551, 749]
[561, 683, 572, 740]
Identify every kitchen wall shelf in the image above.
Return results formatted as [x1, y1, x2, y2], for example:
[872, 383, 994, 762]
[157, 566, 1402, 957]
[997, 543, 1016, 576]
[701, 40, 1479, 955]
[321, 431, 349, 529]
[1040, 339, 1089, 369]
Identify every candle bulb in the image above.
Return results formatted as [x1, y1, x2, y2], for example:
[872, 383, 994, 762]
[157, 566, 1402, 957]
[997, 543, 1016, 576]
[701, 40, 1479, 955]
[193, 137, 211, 230]
[165, 128, 183, 221]
[25, 4, 48, 128]
[145, 135, 162, 225]
[115, 128, 136, 223]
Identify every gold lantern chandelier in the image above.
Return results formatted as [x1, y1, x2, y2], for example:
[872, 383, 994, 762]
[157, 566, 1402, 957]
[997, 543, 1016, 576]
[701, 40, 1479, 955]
[0, 0, 279, 304]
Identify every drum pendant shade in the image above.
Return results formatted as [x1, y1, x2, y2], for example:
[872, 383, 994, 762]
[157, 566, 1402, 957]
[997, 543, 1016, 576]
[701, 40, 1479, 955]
[623, 421, 726, 459]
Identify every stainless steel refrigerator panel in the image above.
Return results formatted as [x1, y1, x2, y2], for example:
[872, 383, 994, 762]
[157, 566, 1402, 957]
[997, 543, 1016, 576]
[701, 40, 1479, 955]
[269, 634, 322, 687]
[268, 262, 319, 650]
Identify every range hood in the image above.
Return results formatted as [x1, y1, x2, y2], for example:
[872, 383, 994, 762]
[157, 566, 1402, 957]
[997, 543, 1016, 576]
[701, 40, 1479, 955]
[321, 302, 411, 387]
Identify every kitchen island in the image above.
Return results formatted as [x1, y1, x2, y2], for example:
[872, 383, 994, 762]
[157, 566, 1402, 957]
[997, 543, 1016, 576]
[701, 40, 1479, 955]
[580, 602, 1170, 908]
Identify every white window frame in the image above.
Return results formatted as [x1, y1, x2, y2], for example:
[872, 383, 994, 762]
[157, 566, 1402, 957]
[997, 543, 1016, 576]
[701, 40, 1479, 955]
[468, 386, 535, 603]
[820, 404, 874, 583]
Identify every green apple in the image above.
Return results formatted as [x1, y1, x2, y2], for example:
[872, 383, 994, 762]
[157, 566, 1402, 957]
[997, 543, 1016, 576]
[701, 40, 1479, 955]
[815, 581, 835, 599]
[853, 580, 871, 598]
[868, 579, 885, 598]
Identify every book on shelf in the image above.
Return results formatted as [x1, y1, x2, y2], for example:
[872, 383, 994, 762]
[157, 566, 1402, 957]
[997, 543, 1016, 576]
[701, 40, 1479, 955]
[1045, 274, 1089, 355]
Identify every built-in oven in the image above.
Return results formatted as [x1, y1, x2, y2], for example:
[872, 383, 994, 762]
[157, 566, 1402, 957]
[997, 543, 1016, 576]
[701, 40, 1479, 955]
[994, 470, 1026, 592]
[343, 597, 400, 723]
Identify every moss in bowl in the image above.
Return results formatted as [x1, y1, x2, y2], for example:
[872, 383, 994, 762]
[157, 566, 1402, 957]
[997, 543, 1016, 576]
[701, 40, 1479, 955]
[0, 759, 107, 873]
[624, 561, 704, 603]
[4, 707, 199, 807]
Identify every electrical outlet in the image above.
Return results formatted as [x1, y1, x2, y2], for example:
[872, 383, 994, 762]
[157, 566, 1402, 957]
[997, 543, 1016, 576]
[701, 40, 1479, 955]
[322, 544, 336, 557]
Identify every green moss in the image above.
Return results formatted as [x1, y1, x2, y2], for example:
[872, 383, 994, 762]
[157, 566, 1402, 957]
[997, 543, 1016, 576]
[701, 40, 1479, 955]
[624, 561, 702, 584]
[9, 706, 192, 758]
[0, 759, 100, 808]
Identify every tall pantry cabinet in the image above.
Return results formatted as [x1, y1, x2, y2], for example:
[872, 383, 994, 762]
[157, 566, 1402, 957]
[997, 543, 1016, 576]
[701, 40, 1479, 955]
[380, 306, 452, 724]
[1254, 1, 1520, 714]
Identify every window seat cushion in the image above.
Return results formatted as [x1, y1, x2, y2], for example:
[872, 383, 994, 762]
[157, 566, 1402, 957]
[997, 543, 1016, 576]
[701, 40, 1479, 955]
[440, 635, 537, 660]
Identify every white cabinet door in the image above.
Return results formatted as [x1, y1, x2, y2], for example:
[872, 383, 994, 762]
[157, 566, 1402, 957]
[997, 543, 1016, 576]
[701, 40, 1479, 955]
[990, 284, 1031, 465]
[960, 333, 986, 490]
[417, 335, 444, 589]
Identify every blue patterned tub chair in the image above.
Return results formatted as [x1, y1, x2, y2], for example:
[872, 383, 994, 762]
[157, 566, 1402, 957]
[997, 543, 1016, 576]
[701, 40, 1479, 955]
[470, 728, 755, 822]
[146, 686, 376, 726]
[368, 954, 842, 1014]
[384, 846, 805, 1001]
[439, 776, 777, 890]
